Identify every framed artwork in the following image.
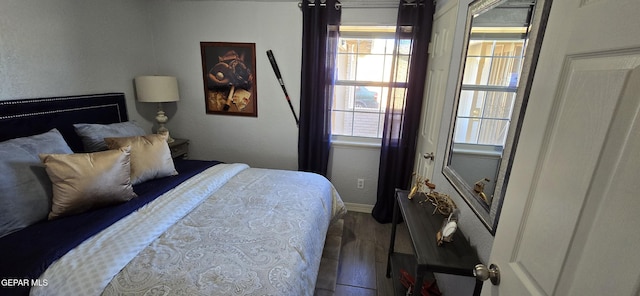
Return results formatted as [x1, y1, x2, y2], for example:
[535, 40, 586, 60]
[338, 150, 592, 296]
[200, 42, 257, 117]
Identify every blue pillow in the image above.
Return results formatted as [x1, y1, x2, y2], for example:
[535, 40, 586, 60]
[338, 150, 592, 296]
[73, 121, 147, 152]
[0, 129, 73, 238]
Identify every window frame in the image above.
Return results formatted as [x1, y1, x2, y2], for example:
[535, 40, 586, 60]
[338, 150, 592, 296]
[331, 26, 405, 141]
[453, 33, 527, 147]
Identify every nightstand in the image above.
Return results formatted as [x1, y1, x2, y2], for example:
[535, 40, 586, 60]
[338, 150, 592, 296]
[168, 138, 189, 159]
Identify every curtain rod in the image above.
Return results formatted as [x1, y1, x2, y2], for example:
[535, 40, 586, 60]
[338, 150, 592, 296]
[297, 2, 343, 9]
[298, 1, 430, 9]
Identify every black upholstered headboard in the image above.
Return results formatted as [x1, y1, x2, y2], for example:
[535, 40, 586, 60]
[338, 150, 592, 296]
[0, 93, 128, 152]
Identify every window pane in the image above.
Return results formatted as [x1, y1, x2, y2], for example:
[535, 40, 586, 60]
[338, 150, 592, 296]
[332, 85, 386, 138]
[377, 112, 385, 138]
[454, 118, 510, 146]
[337, 38, 358, 81]
[356, 53, 387, 82]
[493, 41, 524, 87]
[388, 87, 407, 110]
[458, 90, 485, 118]
[454, 33, 524, 145]
[494, 41, 524, 55]
[455, 90, 514, 145]
[333, 85, 354, 111]
[331, 110, 354, 136]
[354, 86, 381, 110]
[337, 38, 396, 83]
[353, 112, 383, 137]
[391, 55, 410, 83]
[487, 57, 523, 86]
[478, 119, 510, 146]
[332, 27, 403, 139]
[467, 40, 494, 56]
[337, 54, 354, 81]
[457, 90, 515, 119]
[462, 56, 492, 85]
[384, 39, 395, 54]
[483, 91, 515, 119]
[463, 39, 525, 86]
[398, 38, 412, 55]
[454, 118, 480, 143]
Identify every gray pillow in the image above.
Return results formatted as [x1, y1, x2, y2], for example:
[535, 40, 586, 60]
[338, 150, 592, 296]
[73, 121, 147, 152]
[0, 129, 73, 238]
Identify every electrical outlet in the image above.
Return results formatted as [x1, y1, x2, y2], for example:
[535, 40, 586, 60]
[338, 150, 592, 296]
[357, 178, 365, 189]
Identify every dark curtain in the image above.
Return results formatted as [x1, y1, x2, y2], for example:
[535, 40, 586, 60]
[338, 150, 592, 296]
[372, 0, 435, 223]
[298, 0, 341, 176]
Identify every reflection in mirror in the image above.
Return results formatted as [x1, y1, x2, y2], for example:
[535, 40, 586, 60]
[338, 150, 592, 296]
[453, 0, 530, 207]
[443, 0, 552, 233]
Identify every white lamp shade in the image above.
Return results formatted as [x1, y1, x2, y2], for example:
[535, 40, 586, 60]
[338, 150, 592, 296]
[135, 76, 180, 102]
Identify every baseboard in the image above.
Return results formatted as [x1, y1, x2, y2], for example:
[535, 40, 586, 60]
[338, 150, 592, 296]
[344, 202, 374, 213]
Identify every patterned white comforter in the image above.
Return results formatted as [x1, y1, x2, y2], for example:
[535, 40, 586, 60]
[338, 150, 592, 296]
[31, 164, 345, 296]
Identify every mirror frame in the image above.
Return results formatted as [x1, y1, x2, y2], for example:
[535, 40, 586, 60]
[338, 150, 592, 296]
[443, 0, 553, 234]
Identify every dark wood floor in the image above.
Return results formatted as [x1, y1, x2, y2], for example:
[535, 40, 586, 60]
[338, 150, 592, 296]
[334, 211, 414, 296]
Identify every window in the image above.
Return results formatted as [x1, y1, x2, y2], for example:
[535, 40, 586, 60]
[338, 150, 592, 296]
[331, 26, 405, 138]
[453, 27, 527, 146]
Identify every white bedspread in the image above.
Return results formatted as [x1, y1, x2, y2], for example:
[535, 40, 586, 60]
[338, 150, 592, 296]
[31, 164, 345, 296]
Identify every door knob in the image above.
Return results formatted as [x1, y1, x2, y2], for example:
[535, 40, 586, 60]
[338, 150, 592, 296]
[423, 152, 435, 161]
[474, 263, 500, 285]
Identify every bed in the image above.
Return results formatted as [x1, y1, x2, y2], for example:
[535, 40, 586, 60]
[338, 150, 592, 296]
[0, 93, 346, 296]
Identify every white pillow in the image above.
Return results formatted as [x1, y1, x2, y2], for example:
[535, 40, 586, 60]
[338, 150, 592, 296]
[40, 146, 137, 220]
[104, 134, 178, 184]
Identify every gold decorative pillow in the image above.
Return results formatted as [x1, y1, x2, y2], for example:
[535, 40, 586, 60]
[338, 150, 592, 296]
[39, 146, 137, 220]
[104, 134, 178, 185]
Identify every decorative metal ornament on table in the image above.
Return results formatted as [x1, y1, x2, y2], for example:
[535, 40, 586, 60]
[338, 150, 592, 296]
[436, 210, 459, 246]
[407, 173, 461, 246]
[473, 178, 490, 203]
[408, 173, 457, 216]
[425, 190, 457, 217]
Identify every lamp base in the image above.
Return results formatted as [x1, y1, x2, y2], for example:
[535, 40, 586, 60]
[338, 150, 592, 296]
[155, 103, 175, 143]
[157, 127, 175, 143]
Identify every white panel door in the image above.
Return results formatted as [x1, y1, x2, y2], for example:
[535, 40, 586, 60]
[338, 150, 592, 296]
[486, 0, 640, 295]
[414, 1, 457, 180]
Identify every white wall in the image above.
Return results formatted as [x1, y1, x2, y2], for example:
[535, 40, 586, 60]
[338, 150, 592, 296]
[148, 2, 399, 207]
[328, 143, 381, 209]
[0, 0, 156, 130]
[147, 1, 301, 170]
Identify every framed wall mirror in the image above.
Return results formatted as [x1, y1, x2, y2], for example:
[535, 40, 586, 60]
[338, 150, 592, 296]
[443, 0, 552, 233]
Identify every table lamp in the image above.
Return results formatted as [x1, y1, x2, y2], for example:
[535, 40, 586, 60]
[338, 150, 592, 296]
[135, 75, 180, 143]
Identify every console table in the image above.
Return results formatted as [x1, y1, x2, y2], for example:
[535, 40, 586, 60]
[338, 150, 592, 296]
[386, 189, 482, 295]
